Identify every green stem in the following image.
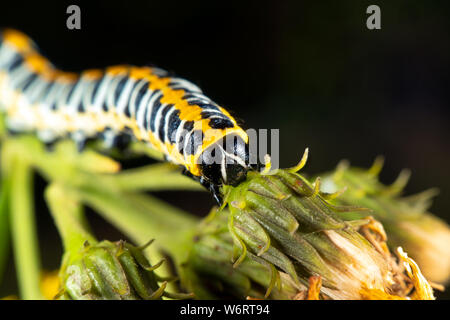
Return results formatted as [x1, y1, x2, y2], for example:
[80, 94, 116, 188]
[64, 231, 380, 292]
[7, 136, 203, 193]
[3, 135, 205, 293]
[73, 183, 198, 263]
[102, 163, 204, 192]
[45, 183, 96, 253]
[0, 170, 11, 283]
[9, 156, 43, 300]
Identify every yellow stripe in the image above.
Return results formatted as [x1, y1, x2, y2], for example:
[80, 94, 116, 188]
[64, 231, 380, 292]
[1, 31, 248, 179]
[82, 69, 103, 80]
[3, 29, 34, 53]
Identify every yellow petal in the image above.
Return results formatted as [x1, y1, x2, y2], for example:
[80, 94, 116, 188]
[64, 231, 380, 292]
[397, 247, 435, 300]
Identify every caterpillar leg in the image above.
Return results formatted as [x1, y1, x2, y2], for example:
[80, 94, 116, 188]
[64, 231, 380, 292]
[70, 131, 95, 153]
[36, 130, 61, 152]
[181, 168, 223, 205]
[43, 138, 61, 152]
[6, 128, 22, 137]
[100, 129, 132, 151]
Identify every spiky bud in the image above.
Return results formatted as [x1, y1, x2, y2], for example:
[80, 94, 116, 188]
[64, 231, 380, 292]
[320, 158, 450, 285]
[223, 151, 434, 300]
[184, 209, 302, 299]
[59, 239, 188, 300]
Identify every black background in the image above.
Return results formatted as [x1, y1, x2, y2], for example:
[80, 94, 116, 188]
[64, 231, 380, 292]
[1, 0, 449, 298]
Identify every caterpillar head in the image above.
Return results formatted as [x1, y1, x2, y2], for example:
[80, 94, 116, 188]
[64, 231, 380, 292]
[199, 134, 249, 187]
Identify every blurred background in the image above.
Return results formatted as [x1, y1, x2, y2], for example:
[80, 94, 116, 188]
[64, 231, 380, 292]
[1, 0, 449, 298]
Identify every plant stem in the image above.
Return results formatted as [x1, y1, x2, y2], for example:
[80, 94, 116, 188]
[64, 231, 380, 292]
[74, 183, 198, 263]
[0, 172, 11, 283]
[7, 136, 203, 193]
[9, 155, 43, 300]
[101, 163, 204, 192]
[45, 183, 97, 253]
[3, 135, 204, 294]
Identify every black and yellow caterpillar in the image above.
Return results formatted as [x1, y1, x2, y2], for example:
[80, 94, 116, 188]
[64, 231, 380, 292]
[0, 29, 250, 202]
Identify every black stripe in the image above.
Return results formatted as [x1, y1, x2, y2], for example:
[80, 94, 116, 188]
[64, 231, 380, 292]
[28, 79, 48, 104]
[208, 117, 234, 129]
[168, 80, 199, 93]
[48, 83, 64, 111]
[149, 94, 163, 132]
[195, 103, 219, 110]
[40, 81, 55, 103]
[48, 86, 59, 110]
[177, 121, 194, 154]
[200, 111, 235, 129]
[65, 79, 81, 104]
[157, 105, 172, 142]
[133, 81, 150, 117]
[201, 110, 225, 119]
[182, 93, 201, 99]
[183, 121, 194, 132]
[77, 101, 85, 113]
[143, 101, 150, 130]
[7, 54, 23, 72]
[185, 97, 220, 110]
[185, 129, 203, 156]
[167, 109, 181, 144]
[114, 76, 128, 106]
[124, 80, 142, 117]
[90, 74, 105, 104]
[19, 73, 38, 92]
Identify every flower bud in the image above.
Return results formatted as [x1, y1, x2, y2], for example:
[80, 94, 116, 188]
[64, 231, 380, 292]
[184, 209, 301, 299]
[321, 158, 450, 284]
[59, 239, 187, 300]
[223, 152, 434, 300]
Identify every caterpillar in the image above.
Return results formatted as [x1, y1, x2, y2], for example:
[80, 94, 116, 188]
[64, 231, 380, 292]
[0, 29, 251, 203]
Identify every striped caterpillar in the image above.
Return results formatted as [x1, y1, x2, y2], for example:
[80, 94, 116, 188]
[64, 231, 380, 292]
[0, 29, 251, 203]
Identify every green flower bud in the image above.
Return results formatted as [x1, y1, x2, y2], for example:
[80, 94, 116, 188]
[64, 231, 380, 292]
[320, 157, 450, 285]
[183, 209, 301, 300]
[222, 151, 435, 300]
[59, 239, 190, 300]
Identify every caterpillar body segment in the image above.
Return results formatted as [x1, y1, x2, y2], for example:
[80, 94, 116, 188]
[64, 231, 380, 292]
[0, 29, 250, 199]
